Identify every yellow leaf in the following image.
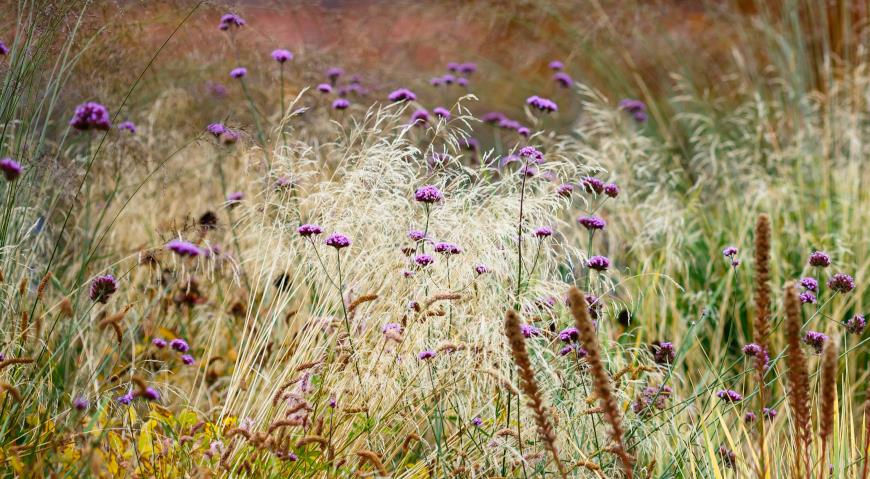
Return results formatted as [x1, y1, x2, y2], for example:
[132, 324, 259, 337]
[137, 419, 160, 458]
[406, 462, 430, 479]
[177, 409, 198, 430]
[60, 443, 81, 463]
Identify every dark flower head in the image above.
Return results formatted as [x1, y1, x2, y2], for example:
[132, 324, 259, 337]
[519, 165, 537, 177]
[803, 330, 828, 354]
[559, 344, 588, 357]
[557, 183, 574, 197]
[578, 215, 606, 230]
[762, 407, 777, 420]
[118, 121, 137, 134]
[230, 67, 247, 79]
[743, 411, 757, 423]
[742, 342, 769, 369]
[481, 111, 505, 124]
[827, 273, 855, 293]
[809, 251, 831, 267]
[325, 233, 351, 249]
[89, 274, 118, 303]
[548, 60, 564, 70]
[846, 314, 866, 335]
[170, 338, 190, 353]
[221, 130, 240, 145]
[718, 445, 736, 468]
[433, 107, 450, 119]
[332, 98, 350, 110]
[317, 83, 333, 94]
[434, 242, 462, 255]
[799, 291, 817, 304]
[117, 391, 134, 405]
[271, 49, 293, 63]
[553, 72, 573, 88]
[471, 416, 483, 427]
[166, 239, 203, 257]
[414, 184, 443, 203]
[716, 389, 742, 403]
[298, 223, 324, 238]
[586, 255, 610, 271]
[326, 67, 343, 83]
[722, 246, 738, 257]
[0, 41, 8, 56]
[581, 176, 605, 194]
[418, 350, 436, 360]
[0, 158, 22, 181]
[525, 95, 558, 113]
[652, 341, 675, 364]
[517, 126, 531, 137]
[533, 226, 553, 238]
[800, 277, 819, 291]
[521, 323, 541, 338]
[458, 62, 477, 75]
[219, 13, 245, 30]
[558, 327, 579, 342]
[152, 338, 167, 348]
[70, 102, 111, 131]
[181, 354, 195, 365]
[518, 146, 544, 163]
[474, 263, 490, 275]
[73, 397, 89, 411]
[604, 183, 620, 198]
[619, 99, 647, 123]
[410, 109, 429, 126]
[207, 123, 226, 137]
[430, 77, 443, 86]
[408, 230, 425, 241]
[414, 254, 434, 267]
[457, 77, 468, 87]
[141, 387, 160, 401]
[388, 88, 417, 102]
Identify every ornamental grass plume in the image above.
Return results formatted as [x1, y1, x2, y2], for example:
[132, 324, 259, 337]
[567, 287, 633, 478]
[753, 214, 771, 349]
[819, 335, 838, 477]
[784, 282, 811, 477]
[504, 308, 568, 479]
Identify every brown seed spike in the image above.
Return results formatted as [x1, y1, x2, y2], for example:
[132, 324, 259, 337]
[504, 308, 568, 479]
[567, 287, 634, 478]
[783, 282, 811, 477]
[819, 334, 838, 477]
[753, 214, 771, 349]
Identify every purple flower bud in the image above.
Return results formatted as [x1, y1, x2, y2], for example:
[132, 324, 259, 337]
[332, 98, 350, 110]
[471, 416, 483, 427]
[434, 242, 462, 255]
[558, 327, 579, 342]
[743, 412, 757, 423]
[317, 83, 333, 94]
[586, 255, 610, 271]
[809, 251, 831, 267]
[578, 215, 606, 230]
[170, 338, 190, 353]
[271, 49, 293, 63]
[388, 88, 417, 103]
[474, 264, 490, 275]
[762, 407, 777, 420]
[799, 291, 817, 304]
[803, 330, 828, 354]
[553, 72, 572, 88]
[89, 274, 118, 303]
[117, 391, 134, 405]
[73, 397, 89, 411]
[846, 314, 866, 335]
[433, 107, 450, 119]
[557, 183, 574, 197]
[414, 254, 434, 267]
[652, 341, 675, 364]
[533, 226, 553, 238]
[152, 338, 167, 349]
[326, 67, 343, 83]
[219, 13, 245, 30]
[414, 185, 443, 203]
[525, 95, 558, 113]
[827, 273, 855, 293]
[800, 277, 819, 291]
[716, 389, 742, 403]
[142, 387, 160, 401]
[0, 158, 22, 181]
[518, 146, 544, 162]
[548, 60, 564, 71]
[521, 324, 541, 338]
[166, 239, 203, 257]
[297, 223, 323, 237]
[581, 177, 605, 194]
[410, 109, 429, 125]
[230, 67, 247, 79]
[0, 41, 8, 56]
[70, 102, 111, 131]
[603, 183, 620, 198]
[181, 354, 195, 365]
[207, 123, 226, 137]
[325, 233, 351, 249]
[418, 350, 436, 360]
[722, 246, 738, 257]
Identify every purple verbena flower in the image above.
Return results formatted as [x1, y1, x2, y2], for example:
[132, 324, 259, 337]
[533, 226, 553, 238]
[230, 67, 247, 79]
[434, 242, 462, 255]
[578, 215, 606, 230]
[548, 60, 564, 71]
[430, 77, 443, 86]
[414, 185, 443, 203]
[181, 354, 195, 365]
[418, 350, 436, 360]
[744, 411, 757, 423]
[742, 342, 769, 369]
[446, 62, 460, 72]
[809, 251, 831, 267]
[442, 74, 456, 85]
[317, 83, 333, 94]
[558, 327, 578, 342]
[587, 255, 610, 271]
[553, 72, 572, 88]
[117, 391, 134, 405]
[800, 277, 819, 291]
[603, 183, 620, 198]
[619, 99, 647, 123]
[414, 254, 434, 267]
[325, 233, 351, 249]
[0, 158, 22, 181]
[118, 121, 137, 134]
[481, 112, 505, 124]
[73, 397, 89, 411]
[70, 102, 111, 131]
[803, 330, 828, 354]
[722, 246, 738, 257]
[526, 95, 558, 113]
[827, 273, 855, 293]
[581, 176, 605, 194]
[719, 445, 736, 468]
[846, 314, 866, 335]
[332, 98, 350, 110]
[271, 49, 293, 63]
[799, 291, 817, 304]
[170, 338, 190, 353]
[218, 13, 245, 30]
[521, 324, 541, 338]
[326, 67, 343, 83]
[382, 323, 402, 334]
[557, 183, 574, 197]
[474, 264, 490, 275]
[408, 230, 425, 241]
[388, 88, 417, 102]
[471, 416, 483, 427]
[652, 341, 675, 365]
[762, 407, 777, 420]
[152, 338, 167, 349]
[297, 223, 323, 237]
[0, 41, 8, 56]
[166, 239, 203, 258]
[457, 77, 468, 87]
[142, 387, 160, 401]
[433, 107, 450, 119]
[89, 274, 118, 303]
[207, 123, 226, 137]
[410, 109, 429, 126]
[459, 62, 477, 75]
[716, 389, 742, 403]
[518, 146, 544, 163]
